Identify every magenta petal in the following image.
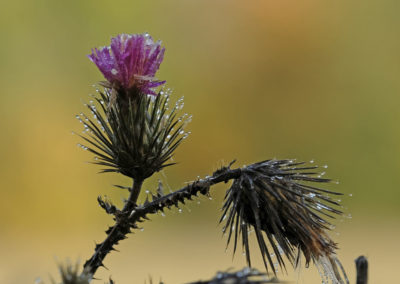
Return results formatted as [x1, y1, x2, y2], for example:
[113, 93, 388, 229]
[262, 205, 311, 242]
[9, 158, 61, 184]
[88, 33, 166, 95]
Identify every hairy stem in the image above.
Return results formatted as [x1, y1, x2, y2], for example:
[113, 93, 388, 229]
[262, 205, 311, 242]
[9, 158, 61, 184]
[83, 178, 144, 276]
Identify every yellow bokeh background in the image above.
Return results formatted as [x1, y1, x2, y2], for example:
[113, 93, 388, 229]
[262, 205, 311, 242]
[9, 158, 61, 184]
[1, 0, 399, 283]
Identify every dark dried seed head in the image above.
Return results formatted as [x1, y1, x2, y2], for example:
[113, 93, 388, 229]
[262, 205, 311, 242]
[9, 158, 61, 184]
[221, 159, 348, 283]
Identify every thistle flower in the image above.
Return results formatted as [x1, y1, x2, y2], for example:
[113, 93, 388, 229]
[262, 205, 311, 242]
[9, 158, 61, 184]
[220, 160, 348, 284]
[88, 33, 165, 96]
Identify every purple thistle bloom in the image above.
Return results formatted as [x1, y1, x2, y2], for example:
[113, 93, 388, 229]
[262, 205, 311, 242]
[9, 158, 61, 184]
[88, 33, 165, 96]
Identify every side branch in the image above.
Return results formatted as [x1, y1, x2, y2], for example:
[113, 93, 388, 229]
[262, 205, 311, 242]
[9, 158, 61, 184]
[128, 164, 241, 223]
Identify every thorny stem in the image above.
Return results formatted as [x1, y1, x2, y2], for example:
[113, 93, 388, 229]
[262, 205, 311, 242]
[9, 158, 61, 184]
[83, 160, 335, 279]
[83, 178, 144, 276]
[127, 165, 242, 224]
[82, 164, 240, 278]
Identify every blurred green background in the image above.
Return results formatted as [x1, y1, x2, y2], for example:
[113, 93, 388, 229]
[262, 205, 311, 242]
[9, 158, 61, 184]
[1, 0, 399, 283]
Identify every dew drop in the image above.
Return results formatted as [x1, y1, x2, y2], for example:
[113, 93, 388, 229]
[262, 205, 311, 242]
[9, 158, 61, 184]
[277, 245, 284, 255]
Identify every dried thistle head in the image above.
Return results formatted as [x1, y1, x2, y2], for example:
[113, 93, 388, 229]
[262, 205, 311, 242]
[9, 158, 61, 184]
[221, 159, 347, 283]
[76, 88, 190, 180]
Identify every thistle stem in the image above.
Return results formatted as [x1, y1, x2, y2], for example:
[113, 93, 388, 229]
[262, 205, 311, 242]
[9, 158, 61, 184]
[82, 165, 240, 277]
[83, 178, 144, 276]
[124, 178, 144, 212]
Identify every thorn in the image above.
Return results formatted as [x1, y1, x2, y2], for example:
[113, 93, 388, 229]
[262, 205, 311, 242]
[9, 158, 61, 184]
[99, 262, 108, 270]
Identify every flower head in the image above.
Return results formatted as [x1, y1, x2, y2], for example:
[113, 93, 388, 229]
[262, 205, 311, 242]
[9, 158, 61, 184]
[88, 33, 165, 96]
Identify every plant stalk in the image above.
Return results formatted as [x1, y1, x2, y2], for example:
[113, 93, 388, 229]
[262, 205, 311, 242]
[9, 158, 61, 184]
[83, 178, 144, 276]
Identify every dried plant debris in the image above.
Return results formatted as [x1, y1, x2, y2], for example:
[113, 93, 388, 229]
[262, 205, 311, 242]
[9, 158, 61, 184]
[187, 267, 279, 284]
[35, 262, 92, 284]
[220, 159, 348, 284]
